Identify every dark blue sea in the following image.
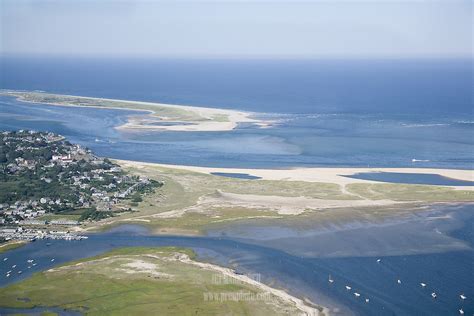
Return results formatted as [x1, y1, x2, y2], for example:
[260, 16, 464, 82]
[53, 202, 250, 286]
[0, 57, 472, 169]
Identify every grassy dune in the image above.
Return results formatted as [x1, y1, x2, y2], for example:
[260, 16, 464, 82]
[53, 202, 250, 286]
[347, 183, 474, 202]
[87, 163, 355, 233]
[80, 162, 473, 235]
[0, 247, 307, 316]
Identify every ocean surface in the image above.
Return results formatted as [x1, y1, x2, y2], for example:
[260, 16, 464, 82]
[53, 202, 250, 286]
[0, 57, 472, 169]
[0, 204, 472, 316]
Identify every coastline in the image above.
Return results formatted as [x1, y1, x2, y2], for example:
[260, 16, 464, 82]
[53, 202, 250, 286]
[177, 253, 328, 316]
[1, 90, 272, 132]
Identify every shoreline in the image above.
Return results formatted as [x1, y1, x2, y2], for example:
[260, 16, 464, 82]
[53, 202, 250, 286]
[0, 90, 272, 132]
[0, 240, 28, 254]
[177, 253, 328, 316]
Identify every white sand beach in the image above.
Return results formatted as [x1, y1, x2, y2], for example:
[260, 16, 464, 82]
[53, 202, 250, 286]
[117, 160, 474, 190]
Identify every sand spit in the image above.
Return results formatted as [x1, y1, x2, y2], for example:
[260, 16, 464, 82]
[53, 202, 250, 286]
[1, 90, 272, 132]
[117, 160, 474, 190]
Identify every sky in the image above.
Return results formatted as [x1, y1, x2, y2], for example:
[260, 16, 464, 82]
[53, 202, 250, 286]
[0, 0, 472, 59]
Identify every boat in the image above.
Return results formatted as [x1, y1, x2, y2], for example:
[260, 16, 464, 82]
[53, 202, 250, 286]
[3, 258, 7, 261]
[412, 159, 430, 162]
[354, 292, 361, 297]
[328, 275, 334, 283]
[420, 283, 427, 288]
[459, 309, 464, 315]
[365, 298, 369, 303]
[460, 294, 466, 300]
[17, 270, 22, 274]
[397, 279, 402, 284]
[345, 285, 351, 290]
[431, 292, 437, 299]
[376, 259, 381, 263]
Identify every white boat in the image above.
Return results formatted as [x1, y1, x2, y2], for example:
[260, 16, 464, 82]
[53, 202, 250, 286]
[11, 265, 16, 268]
[459, 309, 464, 315]
[345, 285, 351, 290]
[51, 259, 55, 262]
[3, 258, 7, 261]
[365, 298, 370, 303]
[17, 270, 22, 274]
[354, 292, 361, 297]
[376, 259, 381, 263]
[420, 283, 427, 288]
[412, 159, 430, 162]
[460, 294, 466, 300]
[328, 275, 334, 283]
[397, 279, 402, 284]
[431, 292, 437, 299]
[6, 274, 10, 278]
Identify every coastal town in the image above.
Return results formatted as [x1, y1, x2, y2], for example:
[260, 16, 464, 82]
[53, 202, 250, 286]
[0, 130, 161, 242]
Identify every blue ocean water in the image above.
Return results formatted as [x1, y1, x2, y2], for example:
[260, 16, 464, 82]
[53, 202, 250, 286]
[1, 57, 472, 115]
[0, 57, 473, 169]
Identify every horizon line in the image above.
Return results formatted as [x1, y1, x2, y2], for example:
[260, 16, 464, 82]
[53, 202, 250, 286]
[1, 53, 473, 61]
